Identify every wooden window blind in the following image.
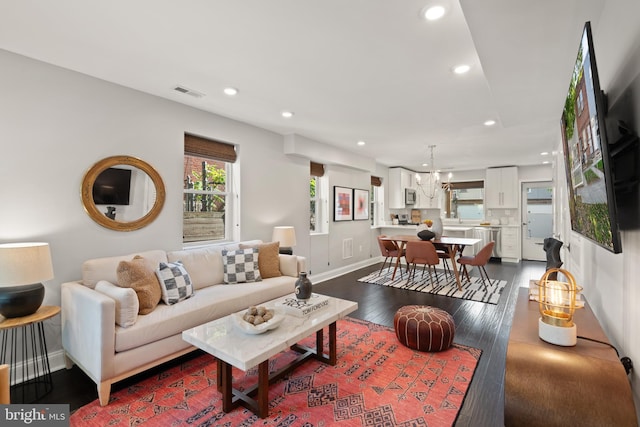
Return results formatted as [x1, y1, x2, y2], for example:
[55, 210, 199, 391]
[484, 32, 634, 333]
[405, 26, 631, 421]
[184, 133, 237, 163]
[310, 161, 325, 177]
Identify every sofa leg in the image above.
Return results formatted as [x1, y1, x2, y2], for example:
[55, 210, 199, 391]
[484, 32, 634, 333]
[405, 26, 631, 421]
[98, 382, 111, 406]
[63, 354, 74, 370]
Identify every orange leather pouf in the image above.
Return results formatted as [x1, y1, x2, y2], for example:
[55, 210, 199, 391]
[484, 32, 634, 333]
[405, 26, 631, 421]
[394, 305, 455, 352]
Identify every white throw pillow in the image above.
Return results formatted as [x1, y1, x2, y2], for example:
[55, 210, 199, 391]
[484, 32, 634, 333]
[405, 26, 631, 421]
[222, 248, 262, 284]
[155, 261, 194, 305]
[94, 280, 139, 328]
[279, 254, 298, 278]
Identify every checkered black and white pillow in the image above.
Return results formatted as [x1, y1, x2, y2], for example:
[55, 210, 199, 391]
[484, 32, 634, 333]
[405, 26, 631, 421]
[155, 261, 194, 305]
[222, 248, 262, 284]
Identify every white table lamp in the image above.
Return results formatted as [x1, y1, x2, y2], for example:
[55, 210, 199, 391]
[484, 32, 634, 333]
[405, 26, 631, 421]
[272, 226, 297, 255]
[0, 242, 54, 318]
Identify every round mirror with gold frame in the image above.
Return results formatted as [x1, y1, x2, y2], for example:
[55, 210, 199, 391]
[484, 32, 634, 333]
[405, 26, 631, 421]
[81, 155, 166, 231]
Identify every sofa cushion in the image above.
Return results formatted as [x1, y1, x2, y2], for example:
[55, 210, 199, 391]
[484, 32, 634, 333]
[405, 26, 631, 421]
[222, 248, 261, 284]
[166, 247, 224, 290]
[116, 255, 162, 315]
[240, 241, 282, 279]
[279, 254, 298, 277]
[156, 261, 194, 305]
[82, 250, 168, 288]
[94, 280, 139, 328]
[113, 276, 297, 352]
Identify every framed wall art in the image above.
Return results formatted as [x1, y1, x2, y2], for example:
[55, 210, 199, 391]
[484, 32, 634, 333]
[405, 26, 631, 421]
[333, 186, 353, 221]
[353, 188, 369, 220]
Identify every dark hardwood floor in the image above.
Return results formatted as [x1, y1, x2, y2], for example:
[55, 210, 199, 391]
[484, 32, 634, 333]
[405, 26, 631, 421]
[35, 259, 546, 426]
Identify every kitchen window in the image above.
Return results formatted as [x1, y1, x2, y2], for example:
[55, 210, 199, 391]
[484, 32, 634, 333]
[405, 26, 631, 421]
[443, 181, 484, 220]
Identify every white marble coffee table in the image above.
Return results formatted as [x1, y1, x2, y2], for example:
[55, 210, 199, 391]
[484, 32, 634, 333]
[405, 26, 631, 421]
[182, 294, 358, 418]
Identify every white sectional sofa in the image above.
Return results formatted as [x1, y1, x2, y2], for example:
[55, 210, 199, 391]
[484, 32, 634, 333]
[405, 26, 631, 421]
[61, 240, 305, 406]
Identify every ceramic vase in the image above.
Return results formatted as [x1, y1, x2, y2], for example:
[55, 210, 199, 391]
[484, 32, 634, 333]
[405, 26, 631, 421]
[432, 217, 444, 239]
[295, 272, 312, 300]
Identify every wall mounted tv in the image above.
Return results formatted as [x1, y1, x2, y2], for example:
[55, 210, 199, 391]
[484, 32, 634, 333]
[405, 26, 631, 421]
[560, 22, 622, 253]
[92, 167, 132, 206]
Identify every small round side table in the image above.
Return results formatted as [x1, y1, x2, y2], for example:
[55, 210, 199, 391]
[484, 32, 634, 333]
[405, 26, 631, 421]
[0, 306, 60, 403]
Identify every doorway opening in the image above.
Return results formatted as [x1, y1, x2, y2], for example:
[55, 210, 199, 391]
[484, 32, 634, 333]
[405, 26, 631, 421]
[521, 182, 553, 261]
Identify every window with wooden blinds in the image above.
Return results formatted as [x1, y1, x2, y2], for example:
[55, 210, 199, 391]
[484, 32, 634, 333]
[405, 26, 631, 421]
[371, 176, 382, 187]
[184, 133, 237, 163]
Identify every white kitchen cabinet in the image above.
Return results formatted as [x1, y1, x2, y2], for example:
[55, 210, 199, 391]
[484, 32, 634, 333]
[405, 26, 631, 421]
[485, 167, 518, 208]
[388, 167, 415, 209]
[501, 226, 520, 262]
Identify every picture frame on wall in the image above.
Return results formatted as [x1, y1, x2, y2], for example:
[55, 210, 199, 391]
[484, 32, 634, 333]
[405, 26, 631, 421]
[353, 188, 369, 220]
[333, 186, 353, 221]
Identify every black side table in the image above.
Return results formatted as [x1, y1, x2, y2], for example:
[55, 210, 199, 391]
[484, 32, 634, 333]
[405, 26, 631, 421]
[0, 306, 60, 403]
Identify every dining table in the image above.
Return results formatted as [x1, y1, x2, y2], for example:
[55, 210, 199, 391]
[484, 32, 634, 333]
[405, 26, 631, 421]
[380, 235, 481, 291]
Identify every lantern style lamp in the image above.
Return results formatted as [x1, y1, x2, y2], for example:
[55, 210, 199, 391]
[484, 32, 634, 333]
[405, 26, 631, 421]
[272, 226, 297, 255]
[536, 268, 582, 346]
[0, 242, 54, 318]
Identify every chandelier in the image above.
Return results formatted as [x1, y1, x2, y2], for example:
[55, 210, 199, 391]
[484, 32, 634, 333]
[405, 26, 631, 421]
[416, 145, 442, 200]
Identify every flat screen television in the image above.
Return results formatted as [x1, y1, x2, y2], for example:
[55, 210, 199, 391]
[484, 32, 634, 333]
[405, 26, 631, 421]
[92, 167, 132, 206]
[560, 22, 622, 253]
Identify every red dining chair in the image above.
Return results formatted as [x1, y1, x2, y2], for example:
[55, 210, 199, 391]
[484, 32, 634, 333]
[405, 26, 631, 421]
[377, 235, 405, 278]
[457, 241, 495, 290]
[405, 240, 441, 287]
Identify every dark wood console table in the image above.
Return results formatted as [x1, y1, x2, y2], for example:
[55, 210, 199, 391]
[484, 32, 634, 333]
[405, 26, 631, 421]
[505, 288, 637, 426]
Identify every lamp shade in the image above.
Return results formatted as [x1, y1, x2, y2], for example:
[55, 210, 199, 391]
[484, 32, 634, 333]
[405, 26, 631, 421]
[272, 226, 297, 248]
[0, 242, 53, 318]
[0, 242, 54, 286]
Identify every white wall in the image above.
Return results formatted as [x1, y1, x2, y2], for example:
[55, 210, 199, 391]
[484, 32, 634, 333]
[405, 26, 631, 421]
[556, 0, 640, 406]
[0, 50, 311, 358]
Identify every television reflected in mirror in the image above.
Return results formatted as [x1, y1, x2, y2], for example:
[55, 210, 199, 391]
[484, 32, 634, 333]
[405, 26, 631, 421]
[560, 22, 622, 253]
[92, 167, 132, 205]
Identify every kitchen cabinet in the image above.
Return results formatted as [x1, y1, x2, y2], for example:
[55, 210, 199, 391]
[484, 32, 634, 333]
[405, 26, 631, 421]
[485, 167, 518, 208]
[388, 168, 415, 209]
[501, 226, 520, 262]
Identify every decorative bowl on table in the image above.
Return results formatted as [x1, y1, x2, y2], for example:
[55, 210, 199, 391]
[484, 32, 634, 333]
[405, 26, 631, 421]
[231, 306, 284, 335]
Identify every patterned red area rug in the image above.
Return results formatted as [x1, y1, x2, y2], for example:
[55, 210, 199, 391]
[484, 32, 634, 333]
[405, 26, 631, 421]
[71, 317, 481, 427]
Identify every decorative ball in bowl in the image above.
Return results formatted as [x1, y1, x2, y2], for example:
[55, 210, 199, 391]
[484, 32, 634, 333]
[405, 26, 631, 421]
[231, 305, 284, 334]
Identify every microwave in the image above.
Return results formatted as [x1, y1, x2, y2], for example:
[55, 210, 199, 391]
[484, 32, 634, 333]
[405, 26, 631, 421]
[405, 188, 416, 205]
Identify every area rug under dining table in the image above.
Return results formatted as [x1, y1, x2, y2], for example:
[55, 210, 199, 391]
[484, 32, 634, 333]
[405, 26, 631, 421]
[70, 317, 481, 427]
[358, 267, 508, 304]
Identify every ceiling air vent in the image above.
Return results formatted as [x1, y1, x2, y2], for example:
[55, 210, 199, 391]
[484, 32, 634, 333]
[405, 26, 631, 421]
[173, 85, 205, 98]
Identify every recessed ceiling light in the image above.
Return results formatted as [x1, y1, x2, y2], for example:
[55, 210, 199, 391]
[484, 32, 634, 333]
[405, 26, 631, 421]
[422, 163, 428, 167]
[423, 5, 446, 21]
[223, 87, 238, 96]
[540, 151, 549, 156]
[542, 161, 550, 164]
[357, 140, 366, 146]
[453, 64, 470, 74]
[281, 111, 294, 118]
[484, 120, 496, 126]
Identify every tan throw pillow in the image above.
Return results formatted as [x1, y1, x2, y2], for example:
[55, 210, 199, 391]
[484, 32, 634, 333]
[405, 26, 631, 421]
[239, 241, 282, 279]
[116, 255, 162, 315]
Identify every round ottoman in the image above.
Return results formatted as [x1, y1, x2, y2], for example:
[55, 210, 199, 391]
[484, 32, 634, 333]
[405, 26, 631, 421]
[394, 305, 455, 352]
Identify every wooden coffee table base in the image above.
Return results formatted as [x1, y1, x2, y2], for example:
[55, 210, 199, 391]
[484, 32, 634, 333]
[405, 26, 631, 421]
[217, 323, 337, 418]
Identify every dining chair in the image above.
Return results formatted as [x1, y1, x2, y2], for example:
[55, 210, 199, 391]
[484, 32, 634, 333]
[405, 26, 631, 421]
[377, 235, 405, 278]
[405, 240, 440, 287]
[433, 241, 452, 279]
[457, 241, 495, 290]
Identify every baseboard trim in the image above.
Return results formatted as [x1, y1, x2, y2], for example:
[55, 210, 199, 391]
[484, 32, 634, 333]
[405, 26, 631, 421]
[9, 349, 67, 383]
[309, 257, 381, 284]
